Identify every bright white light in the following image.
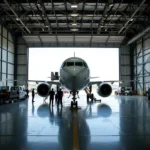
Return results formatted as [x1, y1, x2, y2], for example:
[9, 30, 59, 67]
[130, 18, 133, 21]
[29, 48, 119, 82]
[70, 28, 79, 31]
[71, 13, 78, 17]
[71, 4, 78, 8]
[109, 3, 113, 7]
[16, 18, 20, 21]
[71, 23, 77, 26]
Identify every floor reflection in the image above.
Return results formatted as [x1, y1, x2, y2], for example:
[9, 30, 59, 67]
[1, 94, 150, 150]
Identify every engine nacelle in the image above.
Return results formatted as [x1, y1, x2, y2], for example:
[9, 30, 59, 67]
[97, 83, 112, 97]
[37, 83, 50, 97]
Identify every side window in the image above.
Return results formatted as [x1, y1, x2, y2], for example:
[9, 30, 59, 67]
[63, 62, 66, 67]
[83, 62, 87, 67]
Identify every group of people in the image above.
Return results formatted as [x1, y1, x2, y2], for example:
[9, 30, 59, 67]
[31, 88, 64, 107]
[49, 88, 63, 107]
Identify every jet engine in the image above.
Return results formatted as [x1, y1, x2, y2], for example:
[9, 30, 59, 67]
[97, 83, 112, 97]
[37, 83, 50, 97]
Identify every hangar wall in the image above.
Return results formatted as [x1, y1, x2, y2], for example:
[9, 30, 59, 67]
[133, 33, 150, 95]
[17, 36, 127, 89]
[0, 24, 14, 87]
[15, 37, 28, 87]
[119, 46, 131, 87]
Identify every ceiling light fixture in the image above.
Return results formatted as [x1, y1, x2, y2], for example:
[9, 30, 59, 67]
[71, 4, 78, 8]
[70, 28, 79, 31]
[37, 0, 40, 6]
[130, 18, 133, 21]
[71, 23, 77, 26]
[71, 13, 78, 17]
[108, 0, 113, 7]
[16, 18, 20, 21]
[109, 3, 113, 7]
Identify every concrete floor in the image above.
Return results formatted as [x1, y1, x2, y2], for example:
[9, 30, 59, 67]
[0, 93, 150, 150]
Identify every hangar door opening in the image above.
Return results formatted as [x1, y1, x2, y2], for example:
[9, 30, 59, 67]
[28, 48, 119, 94]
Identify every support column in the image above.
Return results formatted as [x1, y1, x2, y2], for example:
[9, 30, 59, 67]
[142, 38, 145, 95]
[14, 36, 18, 86]
[130, 44, 134, 91]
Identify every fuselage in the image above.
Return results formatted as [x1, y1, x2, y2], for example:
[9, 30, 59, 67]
[59, 57, 90, 91]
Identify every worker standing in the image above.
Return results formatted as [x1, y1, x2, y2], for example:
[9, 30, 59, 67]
[32, 88, 35, 103]
[49, 88, 55, 106]
[57, 89, 63, 107]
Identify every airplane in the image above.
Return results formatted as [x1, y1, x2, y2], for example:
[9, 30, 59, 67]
[6, 56, 134, 108]
[36, 56, 120, 108]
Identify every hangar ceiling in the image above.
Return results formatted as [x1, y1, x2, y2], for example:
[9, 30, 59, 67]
[0, 0, 149, 46]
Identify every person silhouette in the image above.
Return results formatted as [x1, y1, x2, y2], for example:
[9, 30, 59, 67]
[49, 88, 55, 106]
[57, 89, 63, 107]
[32, 88, 35, 102]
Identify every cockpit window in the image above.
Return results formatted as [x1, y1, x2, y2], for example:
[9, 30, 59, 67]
[75, 62, 83, 66]
[83, 62, 87, 67]
[63, 62, 66, 67]
[66, 62, 74, 66]
[63, 61, 88, 67]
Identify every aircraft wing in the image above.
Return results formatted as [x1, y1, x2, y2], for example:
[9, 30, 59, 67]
[28, 80, 61, 85]
[88, 80, 137, 86]
[6, 79, 61, 86]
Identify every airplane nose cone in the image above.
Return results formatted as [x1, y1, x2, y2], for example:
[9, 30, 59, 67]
[67, 68, 80, 76]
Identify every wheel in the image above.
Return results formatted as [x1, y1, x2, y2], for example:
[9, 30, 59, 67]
[75, 101, 78, 107]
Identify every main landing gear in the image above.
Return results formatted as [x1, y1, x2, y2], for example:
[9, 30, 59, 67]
[85, 85, 101, 103]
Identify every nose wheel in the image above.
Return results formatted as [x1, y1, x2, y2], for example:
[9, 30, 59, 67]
[70, 91, 80, 109]
[71, 101, 78, 108]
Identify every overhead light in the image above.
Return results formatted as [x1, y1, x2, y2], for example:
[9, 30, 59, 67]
[71, 23, 77, 26]
[108, 0, 113, 7]
[71, 13, 78, 17]
[71, 4, 78, 8]
[130, 18, 133, 21]
[70, 28, 79, 31]
[16, 18, 20, 21]
[109, 3, 113, 7]
[37, 0, 40, 6]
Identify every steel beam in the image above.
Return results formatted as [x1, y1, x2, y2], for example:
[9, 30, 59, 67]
[4, 0, 31, 34]
[118, 0, 146, 34]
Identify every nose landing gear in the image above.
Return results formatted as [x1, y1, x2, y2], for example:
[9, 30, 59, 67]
[69, 91, 80, 109]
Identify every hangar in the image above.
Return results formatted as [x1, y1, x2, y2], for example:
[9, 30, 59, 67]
[0, 0, 150, 150]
